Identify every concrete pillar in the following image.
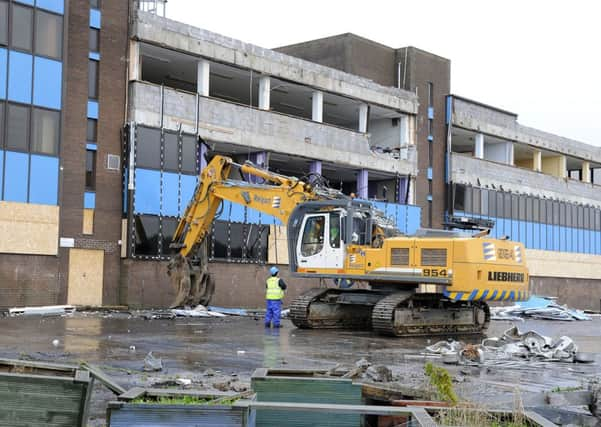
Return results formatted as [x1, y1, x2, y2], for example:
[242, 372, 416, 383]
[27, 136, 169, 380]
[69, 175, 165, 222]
[199, 141, 208, 171]
[507, 142, 515, 165]
[560, 155, 567, 179]
[357, 169, 368, 199]
[533, 150, 542, 172]
[128, 40, 141, 81]
[258, 76, 270, 110]
[400, 115, 410, 147]
[358, 103, 369, 133]
[247, 151, 268, 184]
[309, 160, 322, 175]
[397, 176, 408, 204]
[407, 177, 416, 205]
[474, 133, 484, 159]
[197, 59, 210, 97]
[312, 91, 323, 123]
[582, 161, 591, 183]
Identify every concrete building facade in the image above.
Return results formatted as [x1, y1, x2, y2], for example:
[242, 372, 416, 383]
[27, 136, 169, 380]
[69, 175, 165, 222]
[1, 0, 600, 311]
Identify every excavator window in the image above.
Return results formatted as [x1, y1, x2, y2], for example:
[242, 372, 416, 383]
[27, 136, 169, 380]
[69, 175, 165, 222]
[329, 213, 341, 249]
[301, 215, 325, 257]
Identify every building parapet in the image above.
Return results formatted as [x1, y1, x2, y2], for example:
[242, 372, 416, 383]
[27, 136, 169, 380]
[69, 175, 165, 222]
[451, 153, 601, 207]
[132, 10, 419, 114]
[129, 81, 417, 176]
[451, 96, 601, 162]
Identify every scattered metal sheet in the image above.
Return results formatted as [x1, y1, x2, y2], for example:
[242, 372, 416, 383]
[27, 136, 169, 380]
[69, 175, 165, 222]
[491, 295, 591, 321]
[9, 305, 76, 316]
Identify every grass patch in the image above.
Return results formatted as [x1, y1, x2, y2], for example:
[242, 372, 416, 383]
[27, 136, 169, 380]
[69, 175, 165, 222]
[424, 362, 458, 404]
[434, 407, 530, 427]
[132, 396, 213, 405]
[550, 385, 581, 393]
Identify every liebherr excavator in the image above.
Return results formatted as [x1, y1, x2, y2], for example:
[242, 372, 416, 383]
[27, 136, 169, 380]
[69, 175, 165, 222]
[168, 155, 529, 336]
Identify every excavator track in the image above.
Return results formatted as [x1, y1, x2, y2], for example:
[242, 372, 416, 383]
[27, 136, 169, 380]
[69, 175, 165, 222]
[289, 288, 331, 329]
[372, 292, 491, 337]
[371, 292, 414, 335]
[290, 288, 378, 330]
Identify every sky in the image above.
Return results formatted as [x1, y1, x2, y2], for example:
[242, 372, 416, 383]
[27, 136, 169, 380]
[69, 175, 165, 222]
[167, 0, 601, 146]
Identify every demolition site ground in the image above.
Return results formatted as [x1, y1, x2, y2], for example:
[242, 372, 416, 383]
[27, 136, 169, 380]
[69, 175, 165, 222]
[0, 313, 600, 426]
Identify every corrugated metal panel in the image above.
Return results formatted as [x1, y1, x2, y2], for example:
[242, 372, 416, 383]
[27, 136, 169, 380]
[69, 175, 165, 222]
[421, 248, 447, 266]
[252, 377, 362, 427]
[0, 373, 90, 427]
[108, 404, 246, 427]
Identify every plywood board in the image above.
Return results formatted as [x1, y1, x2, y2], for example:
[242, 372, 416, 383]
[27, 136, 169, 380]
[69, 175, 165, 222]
[68, 249, 104, 306]
[268, 225, 289, 265]
[0, 202, 59, 255]
[83, 209, 94, 235]
[526, 249, 601, 279]
[121, 219, 128, 258]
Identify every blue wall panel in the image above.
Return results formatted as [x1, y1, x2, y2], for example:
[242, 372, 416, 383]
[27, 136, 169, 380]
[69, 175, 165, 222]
[8, 51, 32, 104]
[33, 57, 62, 109]
[84, 191, 96, 208]
[14, 0, 34, 5]
[29, 155, 58, 205]
[4, 151, 29, 202]
[180, 174, 197, 216]
[161, 171, 179, 217]
[134, 168, 160, 214]
[36, 0, 64, 14]
[0, 48, 6, 99]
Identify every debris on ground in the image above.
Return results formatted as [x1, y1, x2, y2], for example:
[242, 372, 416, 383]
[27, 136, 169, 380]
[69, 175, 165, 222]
[9, 305, 76, 317]
[172, 305, 226, 318]
[143, 352, 163, 372]
[426, 326, 584, 364]
[491, 295, 591, 321]
[207, 306, 249, 316]
[365, 365, 393, 382]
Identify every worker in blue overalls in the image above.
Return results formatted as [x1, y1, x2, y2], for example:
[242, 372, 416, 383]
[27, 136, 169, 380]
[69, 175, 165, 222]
[265, 266, 287, 328]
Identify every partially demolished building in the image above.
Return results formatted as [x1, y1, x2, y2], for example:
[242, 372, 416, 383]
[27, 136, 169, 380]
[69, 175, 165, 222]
[1, 0, 600, 310]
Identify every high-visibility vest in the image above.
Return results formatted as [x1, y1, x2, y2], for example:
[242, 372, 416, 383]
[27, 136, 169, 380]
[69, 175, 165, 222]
[266, 276, 284, 300]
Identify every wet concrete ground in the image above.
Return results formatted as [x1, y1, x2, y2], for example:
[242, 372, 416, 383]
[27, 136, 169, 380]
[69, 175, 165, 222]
[1, 313, 600, 425]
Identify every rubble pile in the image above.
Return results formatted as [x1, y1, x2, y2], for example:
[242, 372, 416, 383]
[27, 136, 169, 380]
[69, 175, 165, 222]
[426, 326, 583, 364]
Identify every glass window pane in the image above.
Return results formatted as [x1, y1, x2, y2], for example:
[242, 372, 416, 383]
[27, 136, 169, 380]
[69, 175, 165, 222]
[32, 108, 59, 155]
[301, 215, 325, 257]
[136, 126, 160, 169]
[36, 0, 64, 14]
[85, 149, 96, 190]
[11, 4, 33, 52]
[35, 11, 62, 59]
[163, 131, 178, 171]
[488, 190, 496, 217]
[181, 135, 198, 174]
[33, 57, 61, 109]
[89, 28, 99, 52]
[88, 60, 98, 99]
[6, 103, 29, 151]
[134, 214, 160, 256]
[0, 2, 7, 46]
[8, 51, 32, 103]
[86, 118, 97, 142]
[453, 184, 465, 211]
[90, 0, 100, 8]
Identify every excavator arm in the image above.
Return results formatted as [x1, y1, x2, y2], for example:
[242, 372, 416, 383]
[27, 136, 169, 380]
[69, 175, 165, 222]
[167, 155, 322, 307]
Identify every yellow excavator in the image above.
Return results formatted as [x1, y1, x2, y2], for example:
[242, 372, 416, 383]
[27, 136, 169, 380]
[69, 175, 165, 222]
[168, 155, 529, 336]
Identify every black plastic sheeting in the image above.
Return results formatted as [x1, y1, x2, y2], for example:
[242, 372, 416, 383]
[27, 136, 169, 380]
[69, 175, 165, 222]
[134, 216, 268, 263]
